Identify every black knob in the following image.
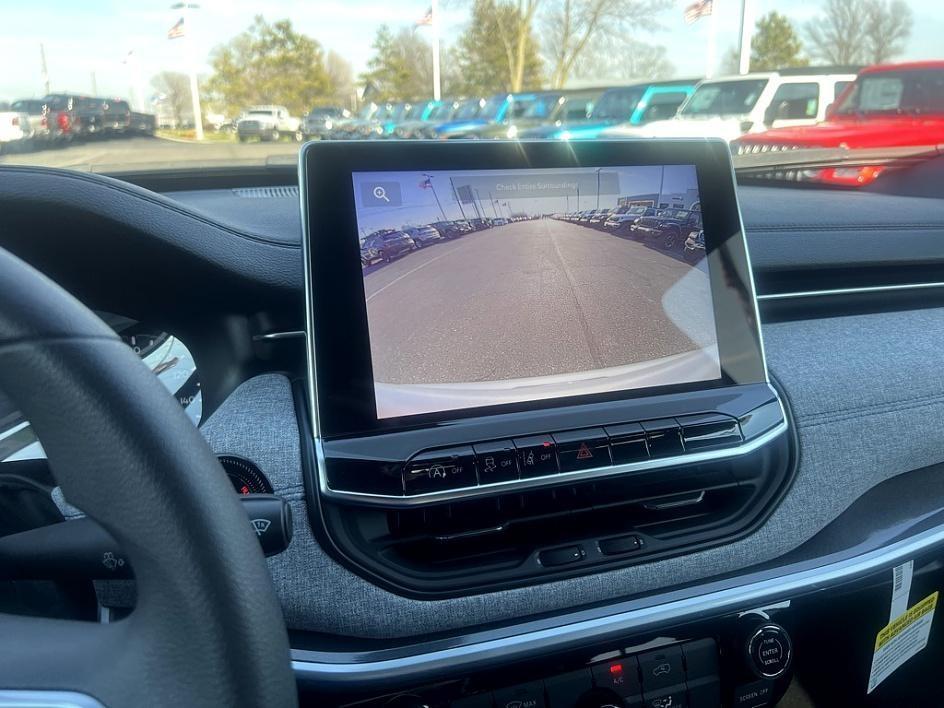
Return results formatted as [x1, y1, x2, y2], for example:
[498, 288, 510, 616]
[576, 687, 624, 708]
[746, 623, 792, 679]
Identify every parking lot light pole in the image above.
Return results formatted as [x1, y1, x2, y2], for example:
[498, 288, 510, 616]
[423, 173, 448, 221]
[596, 168, 602, 211]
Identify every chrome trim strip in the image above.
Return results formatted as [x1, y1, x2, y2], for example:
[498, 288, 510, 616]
[758, 281, 944, 301]
[318, 413, 788, 507]
[0, 691, 105, 708]
[298, 144, 323, 442]
[253, 330, 306, 342]
[291, 520, 944, 685]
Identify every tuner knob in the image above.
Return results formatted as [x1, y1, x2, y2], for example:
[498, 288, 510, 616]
[745, 623, 793, 679]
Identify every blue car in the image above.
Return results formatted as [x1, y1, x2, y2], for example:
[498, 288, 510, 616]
[521, 80, 697, 140]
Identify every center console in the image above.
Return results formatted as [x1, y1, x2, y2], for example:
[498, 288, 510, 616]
[300, 140, 794, 598]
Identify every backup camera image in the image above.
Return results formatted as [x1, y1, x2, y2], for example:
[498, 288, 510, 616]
[353, 166, 720, 419]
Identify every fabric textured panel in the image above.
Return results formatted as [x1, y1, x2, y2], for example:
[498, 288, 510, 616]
[81, 308, 944, 638]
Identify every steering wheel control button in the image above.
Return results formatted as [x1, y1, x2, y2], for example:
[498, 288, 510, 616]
[473, 440, 520, 483]
[553, 428, 611, 472]
[605, 423, 650, 464]
[747, 624, 792, 679]
[598, 534, 642, 556]
[544, 669, 592, 708]
[539, 545, 585, 567]
[677, 414, 743, 451]
[493, 680, 546, 708]
[514, 435, 559, 478]
[641, 419, 685, 458]
[591, 657, 642, 703]
[404, 446, 476, 494]
[639, 645, 685, 692]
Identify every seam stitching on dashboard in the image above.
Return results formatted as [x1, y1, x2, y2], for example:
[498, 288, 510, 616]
[796, 392, 944, 427]
[0, 167, 301, 250]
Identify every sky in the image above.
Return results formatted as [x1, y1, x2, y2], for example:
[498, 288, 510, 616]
[2, 0, 943, 107]
[352, 165, 698, 234]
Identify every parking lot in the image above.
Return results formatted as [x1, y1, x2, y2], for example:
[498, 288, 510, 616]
[0, 136, 299, 171]
[364, 218, 715, 386]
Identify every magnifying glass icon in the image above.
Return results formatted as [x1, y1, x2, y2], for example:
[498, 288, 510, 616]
[373, 186, 390, 202]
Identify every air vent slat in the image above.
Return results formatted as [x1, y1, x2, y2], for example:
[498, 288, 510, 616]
[231, 186, 299, 199]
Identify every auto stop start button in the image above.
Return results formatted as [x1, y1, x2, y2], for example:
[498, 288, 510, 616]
[747, 624, 792, 679]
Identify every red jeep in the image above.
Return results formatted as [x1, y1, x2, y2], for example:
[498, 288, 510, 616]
[734, 61, 944, 152]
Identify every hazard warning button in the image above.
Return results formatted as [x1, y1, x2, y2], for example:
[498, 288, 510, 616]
[552, 428, 612, 472]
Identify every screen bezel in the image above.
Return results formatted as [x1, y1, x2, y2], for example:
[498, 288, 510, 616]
[301, 139, 767, 439]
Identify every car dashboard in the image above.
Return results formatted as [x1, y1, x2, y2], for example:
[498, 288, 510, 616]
[3, 158, 944, 707]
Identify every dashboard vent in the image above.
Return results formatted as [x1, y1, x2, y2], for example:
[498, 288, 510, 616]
[231, 186, 299, 199]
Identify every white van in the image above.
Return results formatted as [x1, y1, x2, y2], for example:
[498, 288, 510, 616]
[603, 70, 857, 143]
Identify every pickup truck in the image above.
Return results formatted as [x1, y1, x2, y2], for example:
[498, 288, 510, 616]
[0, 106, 32, 152]
[236, 106, 302, 142]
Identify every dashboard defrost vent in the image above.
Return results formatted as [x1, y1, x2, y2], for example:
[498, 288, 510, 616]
[232, 186, 299, 199]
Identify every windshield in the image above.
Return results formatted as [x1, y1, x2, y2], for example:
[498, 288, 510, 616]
[0, 1, 938, 186]
[835, 68, 944, 115]
[591, 88, 645, 120]
[680, 80, 769, 117]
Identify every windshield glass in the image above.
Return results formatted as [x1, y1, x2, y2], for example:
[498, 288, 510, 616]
[591, 88, 645, 120]
[835, 68, 944, 115]
[680, 80, 769, 117]
[0, 1, 937, 183]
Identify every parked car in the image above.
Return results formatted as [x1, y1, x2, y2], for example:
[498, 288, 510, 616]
[468, 217, 492, 230]
[0, 105, 32, 152]
[402, 225, 443, 247]
[588, 208, 612, 226]
[491, 217, 509, 226]
[732, 61, 944, 178]
[605, 68, 859, 143]
[10, 100, 51, 143]
[393, 100, 458, 139]
[65, 95, 106, 137]
[430, 220, 465, 238]
[332, 103, 381, 139]
[632, 207, 703, 250]
[432, 98, 487, 138]
[302, 106, 349, 140]
[101, 98, 132, 133]
[362, 229, 416, 262]
[604, 205, 658, 234]
[683, 229, 706, 262]
[236, 106, 302, 142]
[37, 95, 76, 141]
[129, 112, 156, 136]
[522, 80, 697, 140]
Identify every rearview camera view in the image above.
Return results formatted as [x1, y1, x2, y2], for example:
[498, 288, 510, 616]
[352, 166, 720, 419]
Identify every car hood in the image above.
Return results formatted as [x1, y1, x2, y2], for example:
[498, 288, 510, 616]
[735, 116, 944, 149]
[604, 117, 747, 142]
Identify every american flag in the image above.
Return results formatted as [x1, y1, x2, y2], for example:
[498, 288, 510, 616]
[415, 7, 433, 26]
[419, 175, 433, 189]
[167, 17, 186, 40]
[684, 0, 713, 24]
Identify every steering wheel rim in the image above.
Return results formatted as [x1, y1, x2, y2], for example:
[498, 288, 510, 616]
[0, 246, 297, 707]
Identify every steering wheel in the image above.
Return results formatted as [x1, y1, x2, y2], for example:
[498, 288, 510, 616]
[0, 246, 297, 706]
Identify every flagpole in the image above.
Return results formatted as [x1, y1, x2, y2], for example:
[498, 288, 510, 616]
[431, 0, 442, 101]
[172, 2, 204, 140]
[705, 1, 717, 79]
[737, 0, 754, 75]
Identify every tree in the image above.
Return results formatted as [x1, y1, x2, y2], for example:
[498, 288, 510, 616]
[541, 0, 670, 88]
[325, 50, 354, 108]
[573, 38, 674, 82]
[750, 11, 808, 72]
[805, 0, 912, 65]
[360, 26, 433, 100]
[451, 0, 543, 95]
[151, 71, 191, 125]
[204, 16, 332, 117]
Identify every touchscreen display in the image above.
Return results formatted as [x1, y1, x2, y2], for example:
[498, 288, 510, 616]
[352, 166, 721, 419]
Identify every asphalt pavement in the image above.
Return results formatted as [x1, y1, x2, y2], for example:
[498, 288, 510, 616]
[364, 218, 716, 385]
[0, 135, 300, 171]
